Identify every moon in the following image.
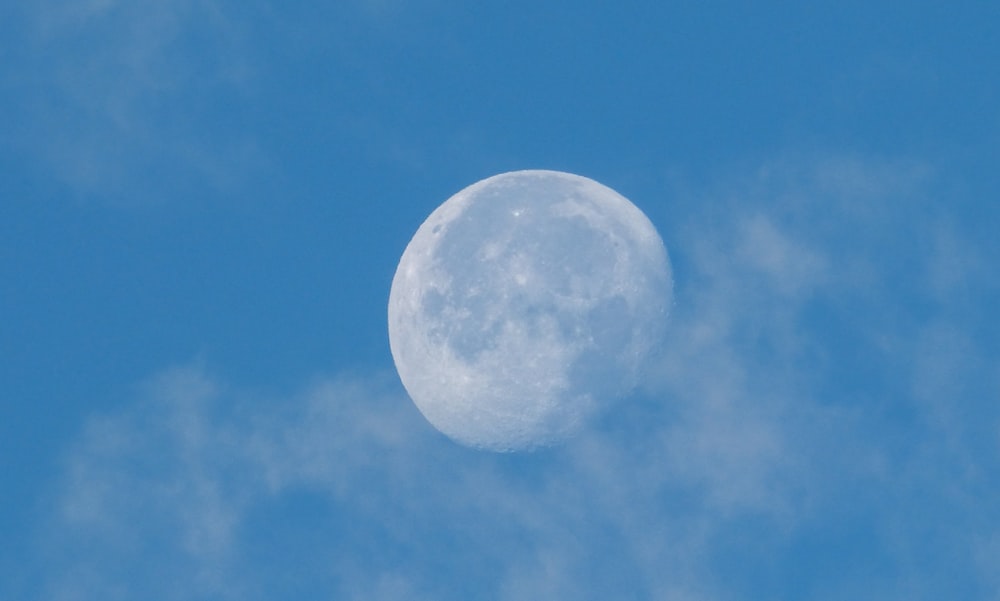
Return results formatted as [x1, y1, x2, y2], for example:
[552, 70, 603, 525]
[388, 170, 672, 452]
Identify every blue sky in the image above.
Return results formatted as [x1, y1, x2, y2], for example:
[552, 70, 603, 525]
[2, 1, 999, 599]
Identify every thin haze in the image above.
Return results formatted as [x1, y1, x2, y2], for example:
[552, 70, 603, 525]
[2, 2, 998, 600]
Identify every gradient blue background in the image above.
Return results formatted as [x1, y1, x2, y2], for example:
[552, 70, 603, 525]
[2, 2, 998, 599]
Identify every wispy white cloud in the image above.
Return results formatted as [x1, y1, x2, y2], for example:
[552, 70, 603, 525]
[11, 0, 263, 203]
[28, 154, 1000, 599]
[44, 367, 253, 600]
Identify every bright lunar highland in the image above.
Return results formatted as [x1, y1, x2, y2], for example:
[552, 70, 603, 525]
[388, 170, 672, 452]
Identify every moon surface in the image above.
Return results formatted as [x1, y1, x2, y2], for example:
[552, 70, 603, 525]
[388, 170, 672, 452]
